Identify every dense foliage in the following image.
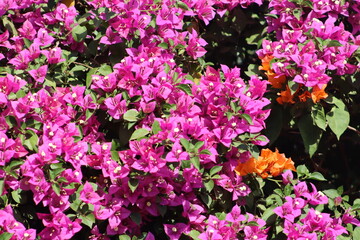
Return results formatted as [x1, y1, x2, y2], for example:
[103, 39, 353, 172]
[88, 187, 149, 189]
[0, 0, 359, 239]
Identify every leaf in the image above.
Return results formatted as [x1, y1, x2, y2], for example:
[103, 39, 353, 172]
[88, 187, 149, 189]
[151, 121, 161, 135]
[311, 104, 326, 130]
[128, 178, 139, 193]
[119, 235, 131, 240]
[0, 233, 13, 240]
[177, 2, 190, 10]
[323, 189, 340, 199]
[204, 180, 214, 192]
[187, 230, 201, 240]
[241, 113, 253, 125]
[194, 141, 204, 150]
[130, 212, 142, 225]
[354, 227, 360, 240]
[296, 164, 310, 177]
[0, 180, 4, 196]
[245, 64, 260, 77]
[11, 190, 21, 204]
[308, 172, 326, 181]
[130, 128, 149, 140]
[264, 105, 283, 145]
[79, 213, 95, 228]
[288, 81, 299, 95]
[210, 166, 222, 176]
[180, 138, 191, 152]
[190, 157, 201, 170]
[298, 114, 323, 157]
[176, 84, 193, 96]
[72, 25, 88, 42]
[158, 42, 168, 49]
[326, 103, 349, 140]
[52, 183, 61, 196]
[123, 109, 139, 122]
[98, 64, 113, 75]
[199, 149, 211, 155]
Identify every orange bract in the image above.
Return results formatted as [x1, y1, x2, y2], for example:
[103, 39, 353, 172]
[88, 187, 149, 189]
[276, 86, 295, 104]
[61, 0, 75, 7]
[259, 55, 274, 72]
[235, 149, 296, 179]
[266, 71, 287, 89]
[311, 84, 328, 103]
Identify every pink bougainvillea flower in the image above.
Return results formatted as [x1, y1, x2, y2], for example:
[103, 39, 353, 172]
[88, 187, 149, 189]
[164, 223, 188, 240]
[28, 65, 48, 83]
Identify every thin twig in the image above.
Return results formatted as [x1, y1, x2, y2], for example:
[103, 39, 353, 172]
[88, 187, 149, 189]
[73, 61, 93, 69]
[347, 126, 360, 136]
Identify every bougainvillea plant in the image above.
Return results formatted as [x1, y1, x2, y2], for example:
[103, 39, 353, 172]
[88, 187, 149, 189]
[0, 0, 359, 239]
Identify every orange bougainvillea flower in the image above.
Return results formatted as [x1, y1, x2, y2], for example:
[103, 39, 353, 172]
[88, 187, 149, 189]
[259, 55, 274, 72]
[235, 149, 295, 179]
[311, 84, 328, 103]
[61, 0, 75, 7]
[276, 85, 295, 104]
[266, 71, 287, 89]
[298, 90, 311, 102]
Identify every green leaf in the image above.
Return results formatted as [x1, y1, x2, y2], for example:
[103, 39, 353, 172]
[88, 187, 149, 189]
[204, 180, 214, 192]
[158, 42, 169, 49]
[151, 121, 161, 134]
[119, 235, 131, 240]
[130, 212, 142, 225]
[176, 84, 193, 96]
[308, 172, 326, 181]
[0, 180, 4, 196]
[177, 2, 190, 10]
[180, 138, 191, 152]
[123, 109, 139, 122]
[130, 128, 149, 140]
[210, 166, 222, 176]
[194, 141, 204, 150]
[241, 114, 253, 125]
[0, 232, 13, 240]
[79, 213, 95, 228]
[298, 114, 323, 157]
[11, 189, 21, 204]
[264, 105, 283, 145]
[52, 183, 61, 196]
[23, 130, 39, 152]
[323, 189, 340, 199]
[326, 102, 349, 140]
[199, 149, 211, 155]
[2, 17, 18, 36]
[354, 227, 360, 240]
[296, 164, 310, 177]
[311, 104, 326, 130]
[190, 157, 201, 170]
[98, 64, 113, 75]
[187, 230, 201, 240]
[128, 178, 139, 193]
[72, 25, 88, 42]
[288, 81, 299, 95]
[86, 68, 97, 88]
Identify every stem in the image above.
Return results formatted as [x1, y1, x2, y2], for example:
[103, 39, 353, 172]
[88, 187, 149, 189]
[73, 62, 93, 69]
[347, 126, 360, 136]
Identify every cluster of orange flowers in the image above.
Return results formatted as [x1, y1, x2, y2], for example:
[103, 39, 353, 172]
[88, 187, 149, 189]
[259, 55, 328, 104]
[235, 148, 296, 179]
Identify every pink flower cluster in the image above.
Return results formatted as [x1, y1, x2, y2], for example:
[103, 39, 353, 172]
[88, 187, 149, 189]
[257, 0, 360, 90]
[0, 0, 270, 239]
[1, 0, 359, 239]
[274, 171, 360, 239]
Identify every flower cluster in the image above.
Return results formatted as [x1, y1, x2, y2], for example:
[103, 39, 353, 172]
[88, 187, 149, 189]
[235, 148, 295, 179]
[0, 0, 359, 239]
[257, 0, 360, 105]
